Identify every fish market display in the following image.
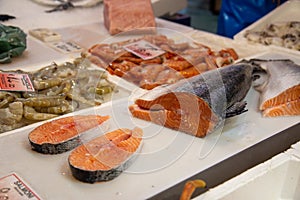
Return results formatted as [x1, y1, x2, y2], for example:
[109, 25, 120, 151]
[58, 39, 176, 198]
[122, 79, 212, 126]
[0, 58, 117, 133]
[249, 59, 300, 117]
[28, 115, 110, 154]
[103, 0, 156, 35]
[68, 127, 143, 183]
[88, 34, 238, 90]
[129, 63, 255, 137]
[244, 21, 300, 51]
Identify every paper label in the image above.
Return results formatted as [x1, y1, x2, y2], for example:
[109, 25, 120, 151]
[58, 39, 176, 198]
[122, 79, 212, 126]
[48, 40, 83, 54]
[29, 28, 61, 42]
[0, 73, 34, 92]
[0, 173, 41, 200]
[123, 40, 165, 60]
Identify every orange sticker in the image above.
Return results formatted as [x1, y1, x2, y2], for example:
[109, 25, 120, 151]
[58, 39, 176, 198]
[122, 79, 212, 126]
[0, 73, 34, 92]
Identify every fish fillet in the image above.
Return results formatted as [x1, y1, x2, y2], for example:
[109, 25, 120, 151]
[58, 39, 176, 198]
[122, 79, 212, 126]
[250, 59, 300, 117]
[103, 0, 156, 35]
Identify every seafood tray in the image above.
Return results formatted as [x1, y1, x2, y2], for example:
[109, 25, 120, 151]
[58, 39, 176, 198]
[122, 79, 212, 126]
[0, 50, 299, 199]
[234, 0, 300, 55]
[87, 30, 239, 90]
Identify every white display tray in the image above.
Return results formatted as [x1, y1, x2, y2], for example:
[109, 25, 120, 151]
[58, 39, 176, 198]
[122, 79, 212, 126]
[188, 30, 269, 58]
[195, 141, 300, 200]
[234, 0, 300, 56]
[0, 50, 299, 199]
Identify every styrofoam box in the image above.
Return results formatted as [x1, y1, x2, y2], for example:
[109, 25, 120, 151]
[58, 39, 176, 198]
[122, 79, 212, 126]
[194, 141, 300, 200]
[234, 0, 300, 55]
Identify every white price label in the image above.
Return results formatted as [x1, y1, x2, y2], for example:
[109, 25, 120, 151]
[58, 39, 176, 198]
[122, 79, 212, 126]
[29, 28, 61, 42]
[0, 173, 41, 200]
[123, 40, 165, 60]
[48, 40, 83, 54]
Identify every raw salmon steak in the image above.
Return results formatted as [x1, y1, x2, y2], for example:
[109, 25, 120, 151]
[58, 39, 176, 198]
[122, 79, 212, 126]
[129, 63, 255, 137]
[68, 127, 143, 183]
[28, 115, 110, 154]
[250, 59, 300, 117]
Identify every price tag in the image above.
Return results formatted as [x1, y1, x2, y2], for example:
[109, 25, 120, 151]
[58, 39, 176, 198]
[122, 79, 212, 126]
[29, 28, 61, 42]
[123, 40, 165, 60]
[48, 40, 83, 54]
[0, 173, 41, 200]
[0, 73, 34, 92]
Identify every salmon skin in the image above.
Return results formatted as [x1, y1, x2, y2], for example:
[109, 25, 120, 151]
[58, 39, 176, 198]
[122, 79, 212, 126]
[129, 63, 255, 137]
[248, 59, 300, 117]
[68, 127, 143, 183]
[28, 115, 110, 154]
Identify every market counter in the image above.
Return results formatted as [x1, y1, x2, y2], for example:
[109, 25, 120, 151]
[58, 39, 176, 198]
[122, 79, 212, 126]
[0, 1, 300, 200]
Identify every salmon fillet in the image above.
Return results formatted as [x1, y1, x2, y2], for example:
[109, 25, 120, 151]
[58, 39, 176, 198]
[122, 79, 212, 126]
[261, 85, 300, 110]
[263, 99, 300, 117]
[250, 59, 300, 117]
[103, 0, 156, 35]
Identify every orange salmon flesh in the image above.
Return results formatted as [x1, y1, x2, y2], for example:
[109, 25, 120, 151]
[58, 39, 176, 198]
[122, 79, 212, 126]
[129, 92, 218, 137]
[260, 85, 300, 117]
[29, 115, 110, 144]
[68, 127, 143, 171]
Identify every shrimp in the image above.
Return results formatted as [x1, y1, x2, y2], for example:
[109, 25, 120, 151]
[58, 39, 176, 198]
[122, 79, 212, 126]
[0, 92, 19, 108]
[180, 180, 206, 200]
[33, 78, 62, 90]
[0, 102, 23, 125]
[18, 96, 68, 107]
[23, 106, 59, 121]
[35, 104, 72, 114]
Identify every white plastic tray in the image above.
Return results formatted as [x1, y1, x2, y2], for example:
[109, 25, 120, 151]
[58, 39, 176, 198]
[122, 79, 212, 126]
[188, 30, 269, 58]
[0, 50, 299, 199]
[195, 141, 300, 200]
[234, 0, 300, 55]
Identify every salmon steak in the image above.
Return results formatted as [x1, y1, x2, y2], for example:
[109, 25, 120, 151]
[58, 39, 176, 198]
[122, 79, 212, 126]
[129, 63, 255, 137]
[250, 59, 300, 117]
[68, 127, 143, 183]
[28, 115, 110, 154]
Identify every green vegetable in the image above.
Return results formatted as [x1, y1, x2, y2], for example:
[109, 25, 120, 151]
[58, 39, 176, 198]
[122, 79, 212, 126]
[0, 23, 27, 63]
